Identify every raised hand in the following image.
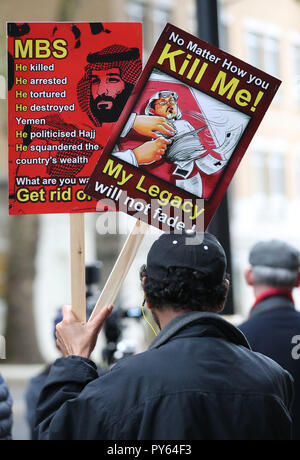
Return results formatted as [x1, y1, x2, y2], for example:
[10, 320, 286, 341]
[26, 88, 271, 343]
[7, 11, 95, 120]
[56, 304, 113, 359]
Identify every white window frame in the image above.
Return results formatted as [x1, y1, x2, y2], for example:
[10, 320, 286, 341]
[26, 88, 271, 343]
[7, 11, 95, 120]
[244, 19, 282, 102]
[245, 30, 262, 68]
[288, 32, 300, 106]
[151, 0, 172, 45]
[219, 11, 233, 52]
[127, 1, 145, 22]
[295, 144, 300, 200]
[250, 137, 287, 219]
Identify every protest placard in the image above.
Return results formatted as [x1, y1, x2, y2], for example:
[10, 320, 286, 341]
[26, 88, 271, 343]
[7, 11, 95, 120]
[85, 23, 281, 232]
[7, 22, 143, 320]
[8, 22, 142, 215]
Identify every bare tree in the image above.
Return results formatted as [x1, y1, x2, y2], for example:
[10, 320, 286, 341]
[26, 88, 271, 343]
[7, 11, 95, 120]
[5, 215, 43, 363]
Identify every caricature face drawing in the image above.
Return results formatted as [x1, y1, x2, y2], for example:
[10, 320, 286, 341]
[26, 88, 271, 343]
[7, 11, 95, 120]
[152, 93, 178, 120]
[90, 68, 127, 122]
[77, 44, 142, 126]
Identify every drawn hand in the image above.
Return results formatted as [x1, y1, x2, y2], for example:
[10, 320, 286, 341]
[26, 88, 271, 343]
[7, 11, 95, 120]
[133, 115, 175, 138]
[133, 137, 171, 165]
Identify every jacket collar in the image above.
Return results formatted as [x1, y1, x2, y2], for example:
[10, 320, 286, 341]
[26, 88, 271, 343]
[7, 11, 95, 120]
[148, 311, 250, 351]
[250, 293, 295, 318]
[252, 289, 294, 309]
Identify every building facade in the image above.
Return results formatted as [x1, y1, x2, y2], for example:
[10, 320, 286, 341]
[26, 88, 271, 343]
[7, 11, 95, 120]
[0, 0, 299, 361]
[220, 0, 300, 314]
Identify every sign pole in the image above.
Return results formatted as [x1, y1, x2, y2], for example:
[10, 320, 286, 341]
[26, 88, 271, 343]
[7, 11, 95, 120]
[89, 219, 148, 321]
[70, 213, 86, 322]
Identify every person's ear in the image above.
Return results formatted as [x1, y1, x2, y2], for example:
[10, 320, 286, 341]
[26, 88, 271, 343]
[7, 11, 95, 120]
[217, 278, 230, 313]
[143, 297, 152, 310]
[245, 268, 254, 286]
[141, 277, 152, 309]
[217, 304, 225, 313]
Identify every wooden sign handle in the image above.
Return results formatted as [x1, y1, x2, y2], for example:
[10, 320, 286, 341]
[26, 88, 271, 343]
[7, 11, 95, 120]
[89, 219, 148, 322]
[70, 213, 86, 322]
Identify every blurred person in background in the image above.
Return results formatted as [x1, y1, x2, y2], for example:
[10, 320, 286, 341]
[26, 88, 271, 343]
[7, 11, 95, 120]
[239, 240, 300, 440]
[34, 232, 293, 440]
[0, 373, 13, 440]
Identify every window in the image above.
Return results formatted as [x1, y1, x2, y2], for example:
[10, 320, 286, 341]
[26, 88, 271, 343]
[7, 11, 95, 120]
[246, 31, 263, 68]
[265, 36, 281, 101]
[252, 150, 269, 197]
[152, 6, 171, 45]
[246, 29, 281, 101]
[291, 44, 300, 105]
[127, 0, 149, 51]
[268, 152, 285, 196]
[127, 0, 171, 55]
[296, 149, 300, 198]
[268, 151, 286, 217]
[219, 21, 229, 52]
[0, 75, 5, 100]
[246, 32, 280, 77]
[251, 148, 286, 218]
[264, 37, 280, 78]
[127, 0, 146, 23]
[187, 0, 197, 36]
[219, 10, 233, 52]
[253, 151, 286, 198]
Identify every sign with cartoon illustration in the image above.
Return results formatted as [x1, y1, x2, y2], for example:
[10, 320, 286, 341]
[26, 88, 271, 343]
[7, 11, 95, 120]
[85, 23, 281, 230]
[7, 22, 142, 215]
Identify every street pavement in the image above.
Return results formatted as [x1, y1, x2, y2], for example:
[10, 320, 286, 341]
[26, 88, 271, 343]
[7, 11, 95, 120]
[10, 380, 30, 440]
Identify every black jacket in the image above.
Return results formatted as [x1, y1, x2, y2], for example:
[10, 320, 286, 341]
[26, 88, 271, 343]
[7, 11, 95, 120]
[239, 295, 300, 440]
[0, 374, 13, 440]
[26, 365, 106, 440]
[35, 312, 294, 440]
[26, 366, 51, 440]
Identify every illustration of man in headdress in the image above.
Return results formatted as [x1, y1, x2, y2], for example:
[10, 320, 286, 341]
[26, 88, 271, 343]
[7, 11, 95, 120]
[77, 45, 142, 126]
[113, 89, 240, 197]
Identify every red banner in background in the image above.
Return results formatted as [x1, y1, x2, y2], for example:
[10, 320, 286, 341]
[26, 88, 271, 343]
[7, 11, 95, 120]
[7, 22, 142, 215]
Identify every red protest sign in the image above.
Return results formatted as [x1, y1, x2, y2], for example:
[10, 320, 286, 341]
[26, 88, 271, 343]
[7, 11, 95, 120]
[8, 22, 142, 215]
[85, 23, 281, 231]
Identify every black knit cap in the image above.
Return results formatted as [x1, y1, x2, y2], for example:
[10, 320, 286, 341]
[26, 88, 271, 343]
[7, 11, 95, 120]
[147, 232, 227, 286]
